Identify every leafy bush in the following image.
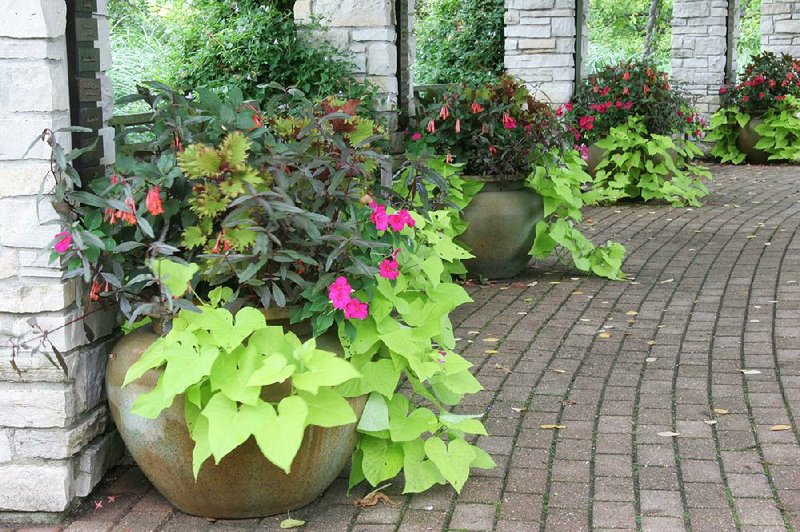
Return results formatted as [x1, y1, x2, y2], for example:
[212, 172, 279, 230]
[587, 0, 673, 73]
[409, 77, 568, 176]
[174, 0, 371, 102]
[585, 117, 710, 206]
[529, 151, 627, 280]
[413, 0, 504, 85]
[561, 61, 702, 145]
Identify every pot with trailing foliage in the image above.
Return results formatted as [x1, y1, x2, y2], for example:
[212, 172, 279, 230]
[409, 77, 571, 279]
[708, 52, 800, 165]
[41, 85, 495, 518]
[559, 62, 710, 207]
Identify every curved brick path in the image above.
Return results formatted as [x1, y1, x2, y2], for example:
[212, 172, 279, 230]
[23, 164, 800, 531]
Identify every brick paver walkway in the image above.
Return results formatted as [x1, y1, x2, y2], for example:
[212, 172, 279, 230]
[18, 164, 800, 531]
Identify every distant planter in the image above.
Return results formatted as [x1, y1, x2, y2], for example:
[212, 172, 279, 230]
[736, 117, 770, 164]
[458, 175, 543, 280]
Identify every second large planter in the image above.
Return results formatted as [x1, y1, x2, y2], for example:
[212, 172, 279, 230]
[736, 118, 770, 164]
[106, 317, 365, 519]
[459, 176, 544, 280]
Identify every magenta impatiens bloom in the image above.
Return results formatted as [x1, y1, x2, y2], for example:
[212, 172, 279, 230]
[369, 201, 389, 231]
[53, 231, 72, 254]
[328, 276, 353, 309]
[379, 258, 400, 280]
[343, 298, 369, 320]
[388, 210, 415, 232]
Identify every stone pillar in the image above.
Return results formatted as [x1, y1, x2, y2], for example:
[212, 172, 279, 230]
[504, 0, 578, 105]
[671, 0, 730, 114]
[295, 0, 399, 114]
[0, 0, 121, 521]
[761, 0, 800, 57]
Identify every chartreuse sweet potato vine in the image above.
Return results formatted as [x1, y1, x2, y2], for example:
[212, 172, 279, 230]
[586, 117, 710, 207]
[527, 150, 626, 280]
[296, 205, 496, 493]
[707, 96, 800, 164]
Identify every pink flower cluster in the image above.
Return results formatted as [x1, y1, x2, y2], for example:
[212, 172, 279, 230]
[369, 202, 416, 233]
[53, 231, 72, 254]
[328, 277, 369, 320]
[379, 249, 401, 281]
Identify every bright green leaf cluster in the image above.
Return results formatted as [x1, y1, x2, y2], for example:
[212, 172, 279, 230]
[123, 292, 361, 478]
[754, 96, 800, 162]
[527, 150, 627, 280]
[706, 105, 749, 164]
[587, 117, 711, 207]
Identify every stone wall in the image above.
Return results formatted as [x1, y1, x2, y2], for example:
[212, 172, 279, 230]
[504, 0, 580, 105]
[761, 0, 800, 57]
[295, 0, 399, 114]
[0, 0, 122, 520]
[670, 0, 732, 115]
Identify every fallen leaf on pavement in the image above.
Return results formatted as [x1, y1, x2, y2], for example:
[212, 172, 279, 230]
[739, 369, 762, 375]
[771, 425, 792, 432]
[540, 424, 566, 430]
[625, 311, 639, 316]
[713, 408, 729, 415]
[280, 518, 306, 529]
[657, 431, 681, 437]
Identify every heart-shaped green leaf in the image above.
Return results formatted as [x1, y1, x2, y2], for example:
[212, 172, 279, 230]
[424, 437, 475, 492]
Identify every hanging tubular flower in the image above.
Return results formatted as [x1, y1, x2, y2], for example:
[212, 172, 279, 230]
[502, 113, 517, 129]
[89, 278, 102, 302]
[145, 186, 164, 216]
[328, 277, 353, 310]
[439, 104, 450, 120]
[455, 119, 461, 133]
[471, 101, 484, 114]
[426, 119, 436, 134]
[120, 197, 137, 225]
[53, 231, 72, 254]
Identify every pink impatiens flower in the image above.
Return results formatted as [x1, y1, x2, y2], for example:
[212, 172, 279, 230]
[411, 132, 422, 141]
[53, 231, 72, 254]
[344, 298, 369, 320]
[502, 113, 517, 129]
[328, 276, 353, 309]
[369, 201, 389, 231]
[388, 210, 415, 232]
[379, 257, 400, 280]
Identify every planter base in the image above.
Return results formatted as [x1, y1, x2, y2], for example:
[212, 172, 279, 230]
[736, 118, 770, 165]
[106, 328, 365, 519]
[459, 178, 543, 280]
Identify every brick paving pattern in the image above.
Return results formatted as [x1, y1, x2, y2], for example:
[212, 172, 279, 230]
[13, 164, 800, 531]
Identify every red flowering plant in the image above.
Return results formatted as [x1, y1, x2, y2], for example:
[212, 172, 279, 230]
[408, 76, 569, 177]
[708, 52, 800, 163]
[560, 61, 704, 147]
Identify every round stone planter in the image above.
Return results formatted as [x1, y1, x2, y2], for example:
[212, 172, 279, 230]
[459, 176, 544, 280]
[736, 117, 770, 165]
[106, 316, 365, 519]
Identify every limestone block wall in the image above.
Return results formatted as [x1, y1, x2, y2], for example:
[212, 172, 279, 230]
[0, 0, 121, 519]
[295, 0, 399, 113]
[671, 0, 731, 114]
[504, 0, 579, 105]
[761, 0, 800, 57]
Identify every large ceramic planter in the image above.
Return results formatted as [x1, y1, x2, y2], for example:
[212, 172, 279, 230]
[106, 315, 366, 519]
[736, 117, 770, 164]
[586, 144, 607, 175]
[459, 176, 544, 279]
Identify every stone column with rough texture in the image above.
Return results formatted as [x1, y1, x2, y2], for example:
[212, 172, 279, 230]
[0, 0, 122, 521]
[761, 0, 800, 57]
[295, 0, 399, 117]
[671, 0, 730, 114]
[504, 0, 579, 105]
